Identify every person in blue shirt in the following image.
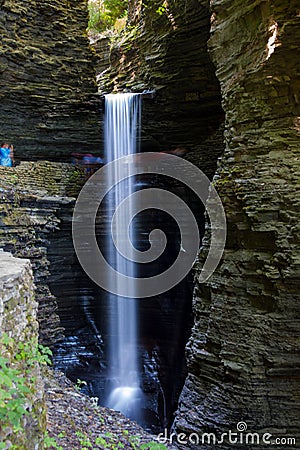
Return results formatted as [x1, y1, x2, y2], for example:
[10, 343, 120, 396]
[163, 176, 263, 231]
[0, 142, 13, 167]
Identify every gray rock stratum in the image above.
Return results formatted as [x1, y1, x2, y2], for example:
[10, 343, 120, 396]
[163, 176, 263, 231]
[0, 0, 101, 160]
[173, 1, 300, 448]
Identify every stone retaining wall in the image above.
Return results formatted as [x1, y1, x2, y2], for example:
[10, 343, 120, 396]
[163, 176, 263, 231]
[0, 251, 46, 448]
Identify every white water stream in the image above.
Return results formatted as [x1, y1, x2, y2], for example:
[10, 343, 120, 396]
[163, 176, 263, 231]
[104, 93, 143, 420]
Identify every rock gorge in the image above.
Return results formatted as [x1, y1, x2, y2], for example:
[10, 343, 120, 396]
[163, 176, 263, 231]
[96, 0, 300, 444]
[0, 0, 299, 447]
[174, 1, 300, 447]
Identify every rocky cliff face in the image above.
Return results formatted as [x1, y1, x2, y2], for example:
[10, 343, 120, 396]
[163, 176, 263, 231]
[0, 0, 101, 160]
[95, 0, 300, 443]
[174, 0, 300, 447]
[0, 252, 46, 448]
[0, 162, 86, 345]
[96, 0, 224, 179]
[0, 0, 299, 444]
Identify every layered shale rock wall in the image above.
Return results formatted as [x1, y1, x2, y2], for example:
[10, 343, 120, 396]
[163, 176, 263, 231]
[0, 162, 86, 345]
[95, 1, 300, 441]
[174, 1, 300, 447]
[96, 0, 225, 178]
[0, 252, 46, 448]
[0, 0, 101, 160]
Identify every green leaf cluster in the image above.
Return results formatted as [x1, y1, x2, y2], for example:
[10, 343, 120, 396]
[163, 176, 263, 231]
[0, 333, 52, 447]
[88, 0, 128, 32]
[44, 432, 64, 450]
[47, 428, 168, 450]
[0, 355, 30, 431]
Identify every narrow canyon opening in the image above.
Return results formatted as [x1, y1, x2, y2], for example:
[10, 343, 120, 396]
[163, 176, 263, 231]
[46, 1, 225, 431]
[48, 105, 207, 432]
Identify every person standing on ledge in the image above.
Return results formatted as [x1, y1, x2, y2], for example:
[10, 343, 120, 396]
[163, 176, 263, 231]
[9, 144, 15, 166]
[0, 142, 13, 167]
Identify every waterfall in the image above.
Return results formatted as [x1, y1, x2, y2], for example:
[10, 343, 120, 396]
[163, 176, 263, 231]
[104, 93, 143, 421]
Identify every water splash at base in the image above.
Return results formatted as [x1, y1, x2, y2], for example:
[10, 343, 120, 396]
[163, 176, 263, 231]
[107, 386, 144, 418]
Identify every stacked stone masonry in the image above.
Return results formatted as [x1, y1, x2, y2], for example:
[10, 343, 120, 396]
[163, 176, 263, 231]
[0, 252, 46, 448]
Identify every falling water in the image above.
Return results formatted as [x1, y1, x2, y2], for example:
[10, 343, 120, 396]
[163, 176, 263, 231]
[104, 93, 143, 421]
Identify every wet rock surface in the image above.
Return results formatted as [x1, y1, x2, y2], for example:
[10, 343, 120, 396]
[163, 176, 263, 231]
[95, 0, 225, 180]
[173, 1, 300, 448]
[50, 174, 200, 433]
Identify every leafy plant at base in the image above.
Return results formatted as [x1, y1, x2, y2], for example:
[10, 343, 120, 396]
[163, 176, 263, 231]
[44, 432, 64, 450]
[129, 436, 167, 450]
[74, 430, 168, 450]
[140, 442, 168, 450]
[0, 333, 52, 446]
[0, 355, 30, 432]
[75, 378, 87, 391]
[76, 430, 93, 448]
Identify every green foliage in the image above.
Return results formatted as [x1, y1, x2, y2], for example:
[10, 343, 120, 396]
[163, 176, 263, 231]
[88, 0, 128, 32]
[67, 429, 168, 450]
[0, 333, 167, 450]
[129, 435, 140, 449]
[87, 0, 165, 32]
[75, 378, 87, 391]
[44, 432, 64, 450]
[129, 436, 167, 450]
[76, 430, 93, 448]
[0, 333, 52, 446]
[140, 442, 168, 450]
[14, 340, 52, 367]
[95, 435, 109, 448]
[141, 0, 164, 12]
[156, 5, 166, 15]
[0, 355, 29, 431]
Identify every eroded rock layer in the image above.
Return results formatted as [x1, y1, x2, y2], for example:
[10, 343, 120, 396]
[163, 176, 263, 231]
[0, 162, 86, 345]
[174, 1, 300, 447]
[0, 0, 101, 160]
